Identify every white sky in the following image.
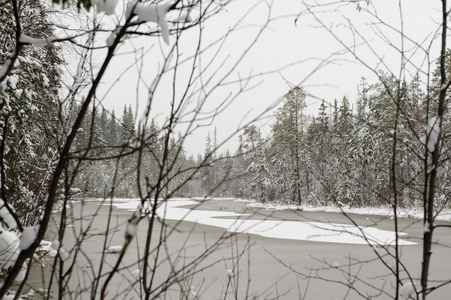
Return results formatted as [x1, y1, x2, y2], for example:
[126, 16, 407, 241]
[89, 0, 444, 155]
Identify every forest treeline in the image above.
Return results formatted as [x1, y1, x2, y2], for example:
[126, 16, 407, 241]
[4, 61, 450, 219]
[1, 0, 450, 217]
[70, 65, 450, 211]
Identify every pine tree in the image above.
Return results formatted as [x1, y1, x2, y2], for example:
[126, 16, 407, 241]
[271, 86, 307, 205]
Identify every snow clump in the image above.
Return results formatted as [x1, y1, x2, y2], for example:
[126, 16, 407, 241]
[0, 199, 20, 272]
[420, 117, 440, 153]
[125, 0, 176, 44]
[105, 245, 123, 253]
[0, 231, 27, 282]
[423, 222, 430, 233]
[0, 230, 19, 269]
[50, 240, 69, 261]
[19, 226, 39, 251]
[106, 31, 117, 47]
[125, 203, 142, 241]
[399, 281, 421, 300]
[0, 200, 50, 283]
[226, 269, 233, 278]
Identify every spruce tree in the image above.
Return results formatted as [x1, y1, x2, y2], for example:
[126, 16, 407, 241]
[121, 104, 135, 143]
[0, 0, 63, 224]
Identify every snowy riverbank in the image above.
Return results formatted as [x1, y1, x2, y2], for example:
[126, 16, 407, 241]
[244, 200, 451, 222]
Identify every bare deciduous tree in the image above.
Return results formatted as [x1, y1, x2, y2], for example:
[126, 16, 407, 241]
[0, 0, 299, 298]
[286, 1, 451, 299]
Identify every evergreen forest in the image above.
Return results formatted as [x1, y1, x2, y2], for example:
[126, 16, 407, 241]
[68, 69, 450, 214]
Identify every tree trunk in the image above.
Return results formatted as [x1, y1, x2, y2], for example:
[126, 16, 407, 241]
[421, 2, 447, 298]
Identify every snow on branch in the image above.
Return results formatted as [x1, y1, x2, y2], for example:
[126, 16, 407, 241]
[399, 281, 421, 300]
[19, 34, 79, 47]
[19, 35, 58, 46]
[420, 117, 441, 153]
[19, 226, 39, 251]
[126, 0, 177, 44]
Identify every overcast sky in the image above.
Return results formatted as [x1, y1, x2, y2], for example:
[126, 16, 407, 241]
[94, 0, 443, 155]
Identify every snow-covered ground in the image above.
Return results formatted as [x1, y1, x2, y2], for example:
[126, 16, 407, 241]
[109, 198, 421, 246]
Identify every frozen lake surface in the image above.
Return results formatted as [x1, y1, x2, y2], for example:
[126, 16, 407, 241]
[111, 198, 416, 245]
[30, 198, 451, 299]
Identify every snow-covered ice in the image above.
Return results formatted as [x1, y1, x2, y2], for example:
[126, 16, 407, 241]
[247, 201, 451, 222]
[110, 199, 416, 245]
